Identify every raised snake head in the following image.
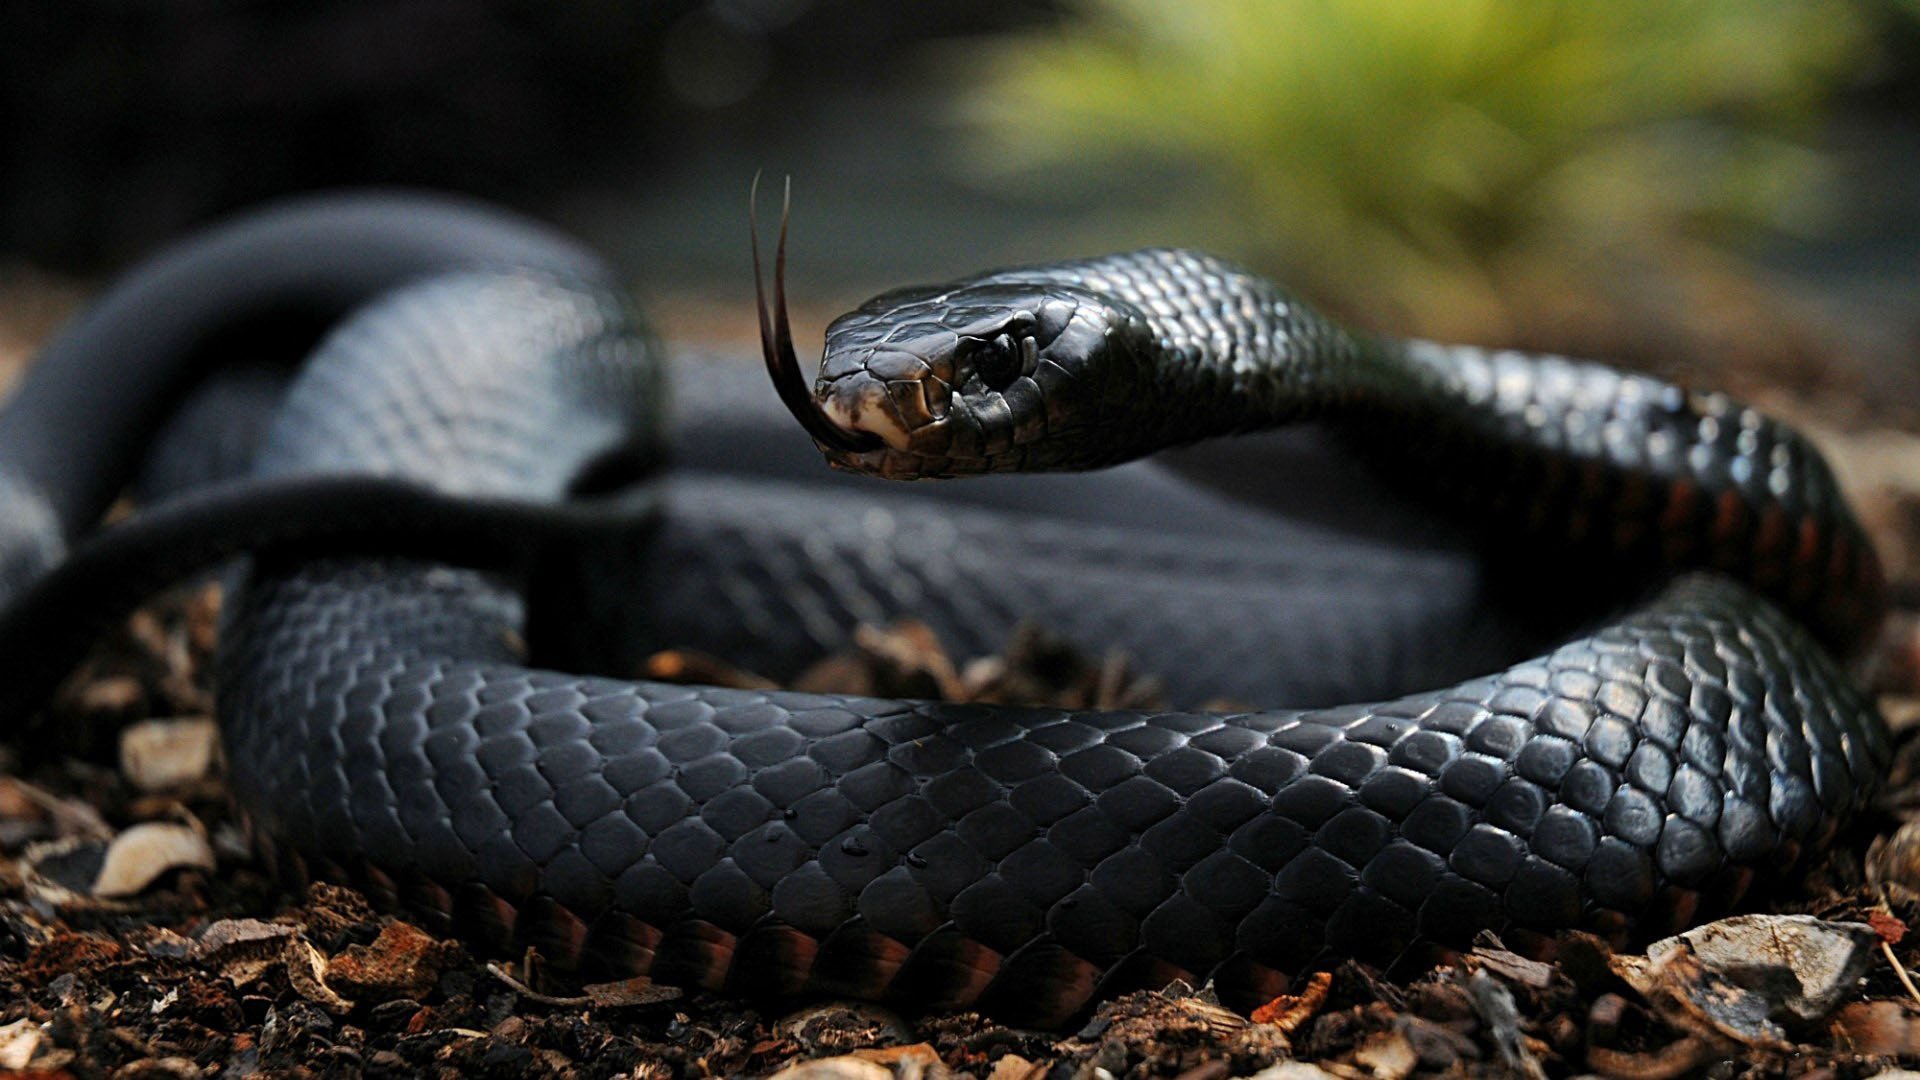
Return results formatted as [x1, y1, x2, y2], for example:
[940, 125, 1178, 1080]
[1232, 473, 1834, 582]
[804, 281, 1155, 478]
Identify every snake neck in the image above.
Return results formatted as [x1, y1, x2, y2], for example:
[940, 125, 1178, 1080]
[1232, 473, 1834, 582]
[1086, 252, 1881, 654]
[989, 249, 1425, 446]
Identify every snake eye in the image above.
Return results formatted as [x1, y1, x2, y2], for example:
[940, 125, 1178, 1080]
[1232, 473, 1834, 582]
[969, 333, 1031, 393]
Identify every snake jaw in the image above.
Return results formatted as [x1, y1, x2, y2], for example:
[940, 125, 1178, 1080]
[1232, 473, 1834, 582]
[751, 174, 884, 456]
[817, 370, 915, 451]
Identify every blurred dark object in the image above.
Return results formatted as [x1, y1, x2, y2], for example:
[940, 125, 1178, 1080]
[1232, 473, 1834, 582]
[1, 1, 651, 267]
[0, 1, 1046, 271]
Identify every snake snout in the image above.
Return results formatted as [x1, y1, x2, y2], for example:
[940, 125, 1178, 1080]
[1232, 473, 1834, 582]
[815, 361, 925, 450]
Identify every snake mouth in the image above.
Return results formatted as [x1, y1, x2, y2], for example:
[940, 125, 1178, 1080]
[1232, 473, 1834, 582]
[751, 175, 884, 456]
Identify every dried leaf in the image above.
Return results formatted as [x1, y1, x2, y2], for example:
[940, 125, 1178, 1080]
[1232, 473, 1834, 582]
[326, 921, 456, 1003]
[286, 938, 355, 1015]
[190, 918, 295, 960]
[1867, 823, 1920, 907]
[774, 1002, 913, 1053]
[1613, 913, 1879, 1042]
[0, 776, 111, 841]
[90, 821, 214, 897]
[1351, 1028, 1418, 1080]
[1243, 1064, 1342, 1080]
[111, 1055, 202, 1078]
[766, 1056, 895, 1080]
[1251, 970, 1333, 1032]
[1870, 908, 1910, 945]
[1466, 971, 1547, 1080]
[582, 976, 682, 1008]
[118, 717, 220, 792]
[986, 1055, 1042, 1080]
[0, 1017, 42, 1070]
[1612, 945, 1782, 1050]
[189, 918, 296, 986]
[1833, 1000, 1920, 1056]
[1471, 942, 1555, 989]
[74, 675, 143, 713]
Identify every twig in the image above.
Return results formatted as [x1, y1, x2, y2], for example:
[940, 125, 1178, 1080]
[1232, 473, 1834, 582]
[1883, 939, 1920, 1006]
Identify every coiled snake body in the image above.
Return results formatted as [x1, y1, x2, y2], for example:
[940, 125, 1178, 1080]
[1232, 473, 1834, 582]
[0, 193, 1888, 1024]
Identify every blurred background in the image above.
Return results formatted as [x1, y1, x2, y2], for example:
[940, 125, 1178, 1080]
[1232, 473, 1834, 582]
[1, 0, 1919, 601]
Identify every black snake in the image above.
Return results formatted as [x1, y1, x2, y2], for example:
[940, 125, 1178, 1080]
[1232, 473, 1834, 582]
[0, 191, 1888, 1024]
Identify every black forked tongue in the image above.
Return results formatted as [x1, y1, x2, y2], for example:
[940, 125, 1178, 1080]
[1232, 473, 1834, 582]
[751, 174, 882, 455]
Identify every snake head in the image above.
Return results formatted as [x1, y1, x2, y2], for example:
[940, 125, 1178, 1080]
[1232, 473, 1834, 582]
[751, 181, 1157, 477]
[806, 281, 1156, 478]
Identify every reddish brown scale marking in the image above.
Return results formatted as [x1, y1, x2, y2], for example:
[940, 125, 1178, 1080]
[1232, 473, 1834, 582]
[1854, 551, 1888, 642]
[1205, 956, 1288, 1010]
[399, 878, 457, 934]
[276, 849, 312, 891]
[1829, 530, 1856, 594]
[1711, 490, 1746, 545]
[1789, 518, 1824, 608]
[308, 856, 345, 884]
[1706, 867, 1756, 915]
[888, 930, 1004, 1011]
[1609, 473, 1654, 553]
[1502, 927, 1558, 958]
[1585, 908, 1633, 946]
[451, 883, 520, 953]
[239, 819, 287, 881]
[358, 861, 397, 902]
[582, 914, 662, 978]
[519, 897, 591, 969]
[676, 921, 738, 992]
[282, 851, 306, 887]
[1650, 887, 1702, 937]
[1139, 955, 1195, 992]
[1821, 532, 1861, 643]
[724, 924, 820, 998]
[641, 920, 737, 992]
[1752, 505, 1790, 589]
[1710, 493, 1754, 582]
[412, 879, 455, 917]
[1563, 461, 1609, 544]
[1844, 558, 1878, 632]
[1081, 950, 1194, 1008]
[805, 923, 913, 999]
[1658, 479, 1700, 561]
[979, 942, 1103, 1027]
[310, 856, 355, 894]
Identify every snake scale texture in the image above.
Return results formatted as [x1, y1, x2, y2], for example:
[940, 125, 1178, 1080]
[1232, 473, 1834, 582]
[0, 193, 1889, 1025]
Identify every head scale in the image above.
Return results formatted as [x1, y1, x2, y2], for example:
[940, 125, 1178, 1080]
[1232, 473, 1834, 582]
[814, 281, 1158, 477]
[752, 184, 1157, 477]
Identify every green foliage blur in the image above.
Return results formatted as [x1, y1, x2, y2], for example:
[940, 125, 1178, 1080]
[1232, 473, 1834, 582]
[958, 0, 1877, 338]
